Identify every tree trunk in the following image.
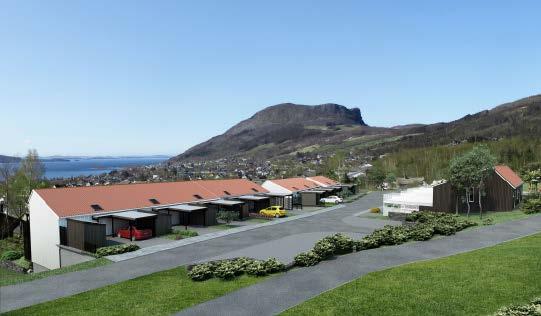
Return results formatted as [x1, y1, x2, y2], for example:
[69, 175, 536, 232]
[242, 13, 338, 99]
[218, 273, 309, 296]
[455, 195, 459, 215]
[479, 188, 483, 219]
[466, 191, 471, 218]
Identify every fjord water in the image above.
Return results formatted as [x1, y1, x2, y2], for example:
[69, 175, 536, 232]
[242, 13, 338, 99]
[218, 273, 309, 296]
[1, 157, 168, 179]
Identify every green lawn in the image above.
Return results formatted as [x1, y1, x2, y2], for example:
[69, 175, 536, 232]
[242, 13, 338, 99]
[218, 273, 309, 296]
[459, 209, 537, 225]
[6, 267, 271, 316]
[0, 258, 111, 287]
[282, 233, 541, 316]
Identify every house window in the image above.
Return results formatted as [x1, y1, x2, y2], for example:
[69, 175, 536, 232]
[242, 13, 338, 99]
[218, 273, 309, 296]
[468, 188, 475, 202]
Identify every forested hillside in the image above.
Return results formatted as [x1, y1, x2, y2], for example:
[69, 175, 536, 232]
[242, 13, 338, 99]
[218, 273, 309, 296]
[374, 138, 541, 182]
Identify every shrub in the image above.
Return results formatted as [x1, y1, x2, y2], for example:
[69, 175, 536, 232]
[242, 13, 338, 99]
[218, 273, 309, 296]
[408, 224, 435, 241]
[178, 230, 199, 237]
[1, 250, 24, 261]
[96, 244, 140, 257]
[370, 207, 381, 213]
[13, 257, 32, 270]
[245, 261, 268, 276]
[482, 218, 494, 226]
[294, 251, 321, 267]
[213, 261, 238, 280]
[369, 225, 410, 246]
[188, 263, 215, 281]
[494, 297, 541, 316]
[312, 240, 336, 259]
[357, 237, 380, 250]
[263, 258, 285, 273]
[522, 198, 541, 214]
[217, 210, 239, 224]
[232, 257, 256, 271]
[324, 233, 354, 254]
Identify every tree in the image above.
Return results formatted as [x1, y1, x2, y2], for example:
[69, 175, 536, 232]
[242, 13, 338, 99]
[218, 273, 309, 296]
[449, 146, 496, 218]
[368, 167, 386, 190]
[0, 163, 18, 239]
[217, 210, 238, 225]
[522, 168, 541, 194]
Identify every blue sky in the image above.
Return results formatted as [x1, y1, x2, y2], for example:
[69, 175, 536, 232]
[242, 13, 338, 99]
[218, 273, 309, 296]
[1, 1, 540, 156]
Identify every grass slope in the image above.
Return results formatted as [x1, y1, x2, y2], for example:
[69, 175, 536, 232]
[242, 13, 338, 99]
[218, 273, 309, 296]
[0, 258, 111, 287]
[282, 233, 541, 316]
[5, 267, 270, 316]
[459, 210, 536, 225]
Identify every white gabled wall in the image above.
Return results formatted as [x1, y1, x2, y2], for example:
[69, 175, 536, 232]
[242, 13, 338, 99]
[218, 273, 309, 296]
[262, 180, 293, 194]
[29, 191, 61, 270]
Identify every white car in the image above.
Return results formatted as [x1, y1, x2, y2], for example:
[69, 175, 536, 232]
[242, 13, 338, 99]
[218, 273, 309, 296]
[320, 196, 343, 204]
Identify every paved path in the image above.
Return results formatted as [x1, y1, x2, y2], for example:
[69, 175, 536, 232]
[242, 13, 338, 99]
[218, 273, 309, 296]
[0, 192, 387, 313]
[177, 215, 541, 316]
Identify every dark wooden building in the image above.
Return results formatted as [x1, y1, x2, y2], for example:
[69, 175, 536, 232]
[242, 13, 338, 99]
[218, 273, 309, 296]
[432, 165, 523, 213]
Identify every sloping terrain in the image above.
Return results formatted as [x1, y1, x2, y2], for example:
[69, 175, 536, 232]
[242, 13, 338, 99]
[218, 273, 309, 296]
[170, 95, 541, 162]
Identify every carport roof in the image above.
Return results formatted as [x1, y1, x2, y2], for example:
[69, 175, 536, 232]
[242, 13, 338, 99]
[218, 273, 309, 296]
[209, 199, 244, 206]
[167, 204, 207, 212]
[94, 210, 157, 221]
[238, 195, 269, 201]
[304, 190, 326, 194]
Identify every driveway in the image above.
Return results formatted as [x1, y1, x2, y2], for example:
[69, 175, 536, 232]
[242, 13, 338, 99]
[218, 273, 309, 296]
[0, 192, 386, 313]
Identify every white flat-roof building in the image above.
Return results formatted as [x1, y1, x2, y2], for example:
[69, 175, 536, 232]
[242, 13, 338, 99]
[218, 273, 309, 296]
[382, 186, 434, 216]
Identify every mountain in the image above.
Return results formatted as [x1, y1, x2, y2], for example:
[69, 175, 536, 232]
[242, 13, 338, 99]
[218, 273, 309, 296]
[172, 103, 390, 161]
[0, 155, 21, 163]
[170, 95, 541, 162]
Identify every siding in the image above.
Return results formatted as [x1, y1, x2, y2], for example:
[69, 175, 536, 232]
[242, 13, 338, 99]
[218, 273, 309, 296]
[66, 218, 107, 253]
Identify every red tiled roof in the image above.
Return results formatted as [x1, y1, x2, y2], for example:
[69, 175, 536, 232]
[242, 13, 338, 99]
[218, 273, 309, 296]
[35, 179, 268, 218]
[307, 176, 339, 187]
[270, 177, 320, 192]
[495, 165, 523, 189]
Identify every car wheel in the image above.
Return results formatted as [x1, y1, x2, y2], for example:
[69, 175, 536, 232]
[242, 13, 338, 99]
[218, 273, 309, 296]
[275, 214, 279, 218]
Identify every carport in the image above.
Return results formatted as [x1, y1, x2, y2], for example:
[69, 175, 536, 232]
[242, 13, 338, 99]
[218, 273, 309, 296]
[162, 204, 215, 227]
[265, 193, 293, 210]
[301, 190, 326, 207]
[236, 195, 270, 213]
[207, 199, 247, 219]
[94, 210, 167, 237]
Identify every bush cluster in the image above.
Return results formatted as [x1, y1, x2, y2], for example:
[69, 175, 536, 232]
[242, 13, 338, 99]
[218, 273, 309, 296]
[190, 211, 479, 281]
[293, 251, 321, 267]
[188, 257, 285, 281]
[1, 250, 24, 261]
[96, 244, 140, 257]
[494, 297, 541, 316]
[522, 198, 541, 214]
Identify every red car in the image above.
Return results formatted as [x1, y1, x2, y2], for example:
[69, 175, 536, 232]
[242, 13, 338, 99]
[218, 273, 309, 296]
[117, 227, 153, 241]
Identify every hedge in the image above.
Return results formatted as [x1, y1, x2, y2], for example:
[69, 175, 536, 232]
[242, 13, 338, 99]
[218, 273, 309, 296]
[188, 257, 285, 281]
[493, 297, 541, 316]
[96, 244, 140, 257]
[189, 211, 478, 281]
